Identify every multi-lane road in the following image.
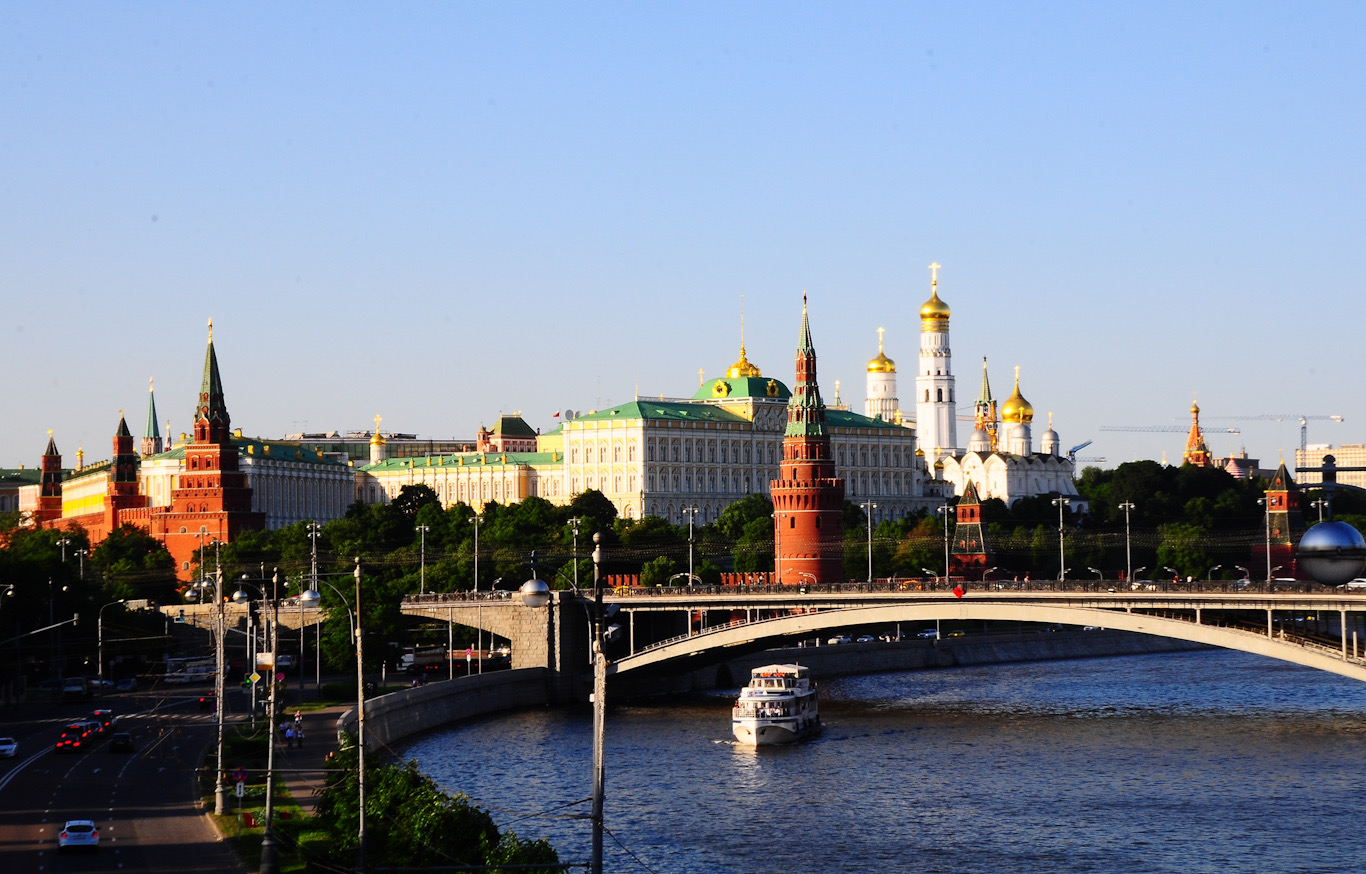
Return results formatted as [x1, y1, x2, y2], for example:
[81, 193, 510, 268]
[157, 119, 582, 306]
[0, 691, 242, 873]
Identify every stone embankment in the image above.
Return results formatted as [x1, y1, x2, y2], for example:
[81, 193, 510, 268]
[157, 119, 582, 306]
[344, 630, 1201, 749]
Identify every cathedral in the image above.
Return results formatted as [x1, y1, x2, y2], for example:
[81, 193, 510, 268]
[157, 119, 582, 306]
[866, 264, 1082, 509]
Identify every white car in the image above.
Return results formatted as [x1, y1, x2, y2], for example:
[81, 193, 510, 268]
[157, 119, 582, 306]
[58, 820, 99, 851]
[826, 635, 851, 645]
[0, 737, 17, 757]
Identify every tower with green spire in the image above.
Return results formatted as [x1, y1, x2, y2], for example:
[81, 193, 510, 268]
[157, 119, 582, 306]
[770, 295, 845, 584]
[158, 320, 264, 577]
[142, 378, 163, 457]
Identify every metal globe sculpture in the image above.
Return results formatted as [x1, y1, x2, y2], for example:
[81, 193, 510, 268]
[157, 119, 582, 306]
[518, 578, 551, 609]
[1296, 521, 1366, 586]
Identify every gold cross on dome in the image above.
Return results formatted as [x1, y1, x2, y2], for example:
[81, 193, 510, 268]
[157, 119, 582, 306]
[877, 326, 885, 352]
[374, 414, 382, 432]
[698, 368, 705, 386]
[928, 262, 941, 284]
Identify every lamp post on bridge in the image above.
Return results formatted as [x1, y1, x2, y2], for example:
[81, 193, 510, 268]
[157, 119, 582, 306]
[861, 501, 878, 584]
[1257, 497, 1273, 581]
[416, 524, 430, 596]
[683, 506, 699, 590]
[1052, 497, 1071, 581]
[1118, 500, 1135, 583]
[1206, 564, 1222, 582]
[936, 503, 952, 581]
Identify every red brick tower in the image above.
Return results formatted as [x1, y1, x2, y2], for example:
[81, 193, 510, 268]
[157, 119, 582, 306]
[105, 413, 148, 532]
[35, 432, 64, 525]
[157, 322, 264, 575]
[951, 479, 990, 575]
[771, 296, 845, 584]
[1255, 461, 1303, 575]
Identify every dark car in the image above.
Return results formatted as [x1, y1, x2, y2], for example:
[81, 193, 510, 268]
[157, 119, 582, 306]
[93, 709, 116, 730]
[55, 722, 96, 753]
[199, 691, 216, 712]
[108, 732, 134, 753]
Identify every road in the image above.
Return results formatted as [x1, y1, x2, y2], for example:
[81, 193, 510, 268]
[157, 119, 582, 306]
[0, 689, 243, 873]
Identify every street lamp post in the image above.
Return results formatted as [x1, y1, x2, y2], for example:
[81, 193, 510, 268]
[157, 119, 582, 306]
[1207, 564, 1223, 582]
[1257, 496, 1273, 581]
[416, 524, 430, 595]
[1087, 567, 1104, 581]
[470, 515, 483, 592]
[97, 600, 126, 685]
[307, 521, 321, 689]
[1118, 501, 1135, 583]
[980, 566, 998, 582]
[861, 501, 878, 584]
[569, 517, 582, 594]
[76, 548, 88, 580]
[936, 503, 952, 581]
[57, 537, 71, 565]
[590, 533, 606, 874]
[261, 569, 282, 874]
[1311, 497, 1327, 523]
[1052, 497, 1071, 581]
[683, 507, 699, 588]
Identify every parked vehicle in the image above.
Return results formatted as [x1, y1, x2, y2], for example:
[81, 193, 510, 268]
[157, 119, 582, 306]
[0, 737, 17, 758]
[108, 732, 135, 753]
[62, 678, 89, 701]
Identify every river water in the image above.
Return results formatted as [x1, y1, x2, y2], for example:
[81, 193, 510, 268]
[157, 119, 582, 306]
[401, 651, 1366, 873]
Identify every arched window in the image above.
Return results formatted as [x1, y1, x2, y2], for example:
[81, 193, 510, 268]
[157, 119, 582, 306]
[936, 389, 943, 402]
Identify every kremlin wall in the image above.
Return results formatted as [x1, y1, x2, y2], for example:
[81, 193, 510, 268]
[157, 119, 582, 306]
[14, 267, 1095, 580]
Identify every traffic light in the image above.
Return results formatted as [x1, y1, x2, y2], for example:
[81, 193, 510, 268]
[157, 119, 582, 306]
[72, 611, 79, 627]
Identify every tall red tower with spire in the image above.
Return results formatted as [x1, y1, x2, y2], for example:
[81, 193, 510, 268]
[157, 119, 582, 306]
[1183, 401, 1211, 467]
[156, 321, 264, 574]
[771, 296, 845, 584]
[35, 432, 64, 525]
[105, 413, 148, 532]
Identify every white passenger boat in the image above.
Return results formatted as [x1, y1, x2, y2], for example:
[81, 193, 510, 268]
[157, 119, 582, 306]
[731, 663, 820, 746]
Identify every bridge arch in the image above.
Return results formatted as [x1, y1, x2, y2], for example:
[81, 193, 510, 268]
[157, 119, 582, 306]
[610, 602, 1366, 683]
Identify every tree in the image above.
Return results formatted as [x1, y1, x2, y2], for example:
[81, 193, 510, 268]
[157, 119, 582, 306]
[568, 489, 617, 533]
[89, 525, 177, 603]
[391, 484, 440, 521]
[639, 555, 679, 587]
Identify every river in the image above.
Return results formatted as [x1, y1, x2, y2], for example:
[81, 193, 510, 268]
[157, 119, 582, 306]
[400, 650, 1366, 873]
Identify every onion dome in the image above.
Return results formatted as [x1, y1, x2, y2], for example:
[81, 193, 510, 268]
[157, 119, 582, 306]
[868, 327, 896, 373]
[1000, 366, 1034, 424]
[726, 345, 762, 379]
[919, 262, 950, 329]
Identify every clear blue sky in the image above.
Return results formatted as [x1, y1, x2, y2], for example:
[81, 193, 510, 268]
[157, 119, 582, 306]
[3, 3, 1363, 471]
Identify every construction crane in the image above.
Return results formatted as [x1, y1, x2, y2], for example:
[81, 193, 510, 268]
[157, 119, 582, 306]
[1099, 425, 1241, 435]
[1203, 414, 1343, 452]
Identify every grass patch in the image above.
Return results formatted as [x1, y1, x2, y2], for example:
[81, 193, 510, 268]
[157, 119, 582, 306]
[210, 793, 330, 874]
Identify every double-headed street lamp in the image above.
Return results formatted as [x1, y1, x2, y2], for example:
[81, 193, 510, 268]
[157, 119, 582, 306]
[96, 600, 127, 685]
[470, 515, 484, 591]
[861, 501, 878, 584]
[1052, 497, 1071, 581]
[936, 503, 952, 581]
[1118, 501, 1135, 583]
[302, 561, 366, 873]
[234, 569, 283, 874]
[416, 524, 430, 595]
[683, 506, 700, 588]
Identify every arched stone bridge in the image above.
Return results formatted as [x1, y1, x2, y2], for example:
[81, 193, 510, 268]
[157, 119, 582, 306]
[400, 586, 1366, 698]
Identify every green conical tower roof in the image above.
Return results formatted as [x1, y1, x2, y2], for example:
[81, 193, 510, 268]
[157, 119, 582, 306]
[784, 294, 829, 439]
[194, 320, 229, 426]
[145, 378, 160, 442]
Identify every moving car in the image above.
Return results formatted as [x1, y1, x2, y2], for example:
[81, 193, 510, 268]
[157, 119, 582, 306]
[855, 635, 877, 643]
[826, 635, 851, 645]
[62, 677, 89, 701]
[93, 709, 116, 730]
[58, 820, 99, 851]
[916, 629, 939, 639]
[55, 722, 96, 753]
[108, 732, 135, 753]
[0, 737, 17, 758]
[199, 690, 216, 712]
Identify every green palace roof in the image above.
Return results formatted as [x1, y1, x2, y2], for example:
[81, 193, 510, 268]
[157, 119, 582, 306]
[571, 400, 752, 425]
[0, 468, 44, 486]
[146, 437, 346, 466]
[362, 451, 560, 472]
[825, 409, 911, 431]
[692, 377, 791, 402]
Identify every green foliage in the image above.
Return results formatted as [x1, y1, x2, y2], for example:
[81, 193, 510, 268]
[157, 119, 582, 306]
[313, 744, 560, 871]
[391, 483, 440, 520]
[639, 555, 679, 586]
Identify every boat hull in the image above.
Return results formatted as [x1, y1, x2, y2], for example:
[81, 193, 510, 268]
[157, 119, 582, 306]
[732, 716, 820, 746]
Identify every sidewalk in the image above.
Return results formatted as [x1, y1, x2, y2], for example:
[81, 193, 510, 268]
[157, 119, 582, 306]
[275, 703, 349, 816]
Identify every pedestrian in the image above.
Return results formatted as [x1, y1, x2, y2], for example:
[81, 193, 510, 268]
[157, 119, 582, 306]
[296, 727, 304, 748]
[286, 726, 295, 748]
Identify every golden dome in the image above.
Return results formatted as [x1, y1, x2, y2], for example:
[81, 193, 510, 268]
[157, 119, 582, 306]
[920, 288, 950, 321]
[867, 328, 895, 373]
[1000, 366, 1034, 424]
[726, 345, 762, 379]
